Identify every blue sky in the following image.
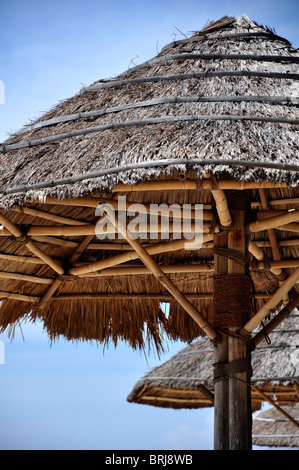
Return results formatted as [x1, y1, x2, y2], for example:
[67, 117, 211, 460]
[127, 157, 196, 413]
[0, 0, 298, 450]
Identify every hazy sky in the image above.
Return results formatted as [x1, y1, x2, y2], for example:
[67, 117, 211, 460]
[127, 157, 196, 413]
[0, 0, 298, 450]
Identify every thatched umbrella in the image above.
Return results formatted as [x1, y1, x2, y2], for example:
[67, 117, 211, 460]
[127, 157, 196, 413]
[252, 404, 299, 448]
[127, 313, 299, 413]
[0, 15, 298, 449]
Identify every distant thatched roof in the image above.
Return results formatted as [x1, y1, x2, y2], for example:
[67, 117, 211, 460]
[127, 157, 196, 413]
[253, 404, 299, 448]
[0, 15, 298, 350]
[127, 313, 299, 409]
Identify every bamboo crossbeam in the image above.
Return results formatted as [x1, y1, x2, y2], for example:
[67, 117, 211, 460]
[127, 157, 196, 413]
[0, 221, 214, 238]
[251, 198, 299, 209]
[249, 210, 299, 232]
[81, 263, 215, 277]
[12, 206, 88, 226]
[0, 253, 47, 265]
[114, 179, 290, 193]
[0, 270, 52, 285]
[104, 207, 218, 342]
[69, 233, 214, 276]
[0, 291, 39, 302]
[243, 266, 299, 335]
[44, 196, 213, 221]
[52, 292, 270, 300]
[0, 212, 64, 275]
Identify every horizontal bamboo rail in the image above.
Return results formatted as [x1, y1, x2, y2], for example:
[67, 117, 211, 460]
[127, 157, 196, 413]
[52, 292, 270, 301]
[0, 221, 214, 238]
[0, 253, 47, 265]
[243, 266, 299, 334]
[81, 263, 215, 277]
[104, 206, 218, 342]
[0, 291, 39, 302]
[44, 196, 213, 220]
[0, 270, 52, 285]
[114, 179, 290, 192]
[69, 233, 214, 276]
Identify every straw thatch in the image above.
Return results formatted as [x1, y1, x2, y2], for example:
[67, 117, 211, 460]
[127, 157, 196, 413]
[253, 404, 299, 448]
[127, 313, 299, 410]
[0, 15, 298, 351]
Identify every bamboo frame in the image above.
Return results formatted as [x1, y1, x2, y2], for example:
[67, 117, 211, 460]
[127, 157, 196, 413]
[44, 196, 214, 221]
[243, 266, 299, 335]
[0, 212, 64, 275]
[104, 206, 218, 342]
[81, 263, 215, 277]
[0, 253, 47, 265]
[249, 210, 299, 232]
[69, 233, 214, 276]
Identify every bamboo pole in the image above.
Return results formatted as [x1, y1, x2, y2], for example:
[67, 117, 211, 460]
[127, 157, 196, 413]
[250, 385, 299, 429]
[0, 253, 47, 265]
[249, 210, 299, 232]
[243, 266, 299, 335]
[251, 293, 299, 348]
[0, 212, 64, 275]
[81, 263, 215, 277]
[114, 179, 290, 193]
[211, 190, 232, 228]
[0, 221, 215, 238]
[12, 206, 88, 226]
[51, 292, 270, 300]
[0, 291, 40, 302]
[0, 271, 52, 285]
[69, 233, 214, 276]
[44, 196, 213, 221]
[103, 206, 218, 342]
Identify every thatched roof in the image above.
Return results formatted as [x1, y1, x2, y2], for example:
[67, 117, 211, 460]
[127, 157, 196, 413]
[0, 15, 298, 351]
[253, 404, 299, 448]
[127, 313, 299, 409]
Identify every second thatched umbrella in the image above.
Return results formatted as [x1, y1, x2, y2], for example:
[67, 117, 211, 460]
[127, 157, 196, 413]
[127, 313, 299, 412]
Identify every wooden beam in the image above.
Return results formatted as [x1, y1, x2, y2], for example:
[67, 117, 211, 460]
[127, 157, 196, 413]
[104, 206, 218, 342]
[0, 253, 47, 265]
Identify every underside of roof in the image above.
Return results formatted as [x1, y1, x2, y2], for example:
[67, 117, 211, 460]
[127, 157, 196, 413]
[0, 15, 298, 352]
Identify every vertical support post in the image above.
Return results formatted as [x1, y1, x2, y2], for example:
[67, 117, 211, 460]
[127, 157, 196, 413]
[227, 207, 252, 450]
[214, 232, 229, 450]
